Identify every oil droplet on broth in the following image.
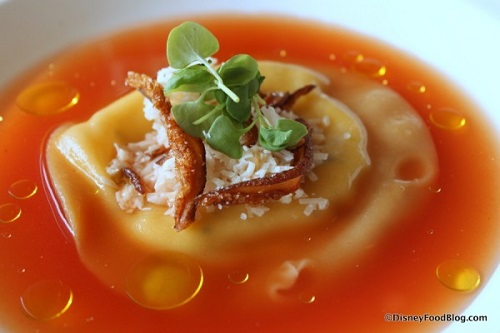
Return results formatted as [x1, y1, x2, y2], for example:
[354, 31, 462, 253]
[436, 259, 481, 292]
[351, 57, 387, 78]
[1, 232, 12, 239]
[343, 51, 364, 63]
[8, 179, 38, 199]
[126, 252, 203, 310]
[344, 51, 386, 78]
[228, 270, 250, 284]
[20, 280, 73, 320]
[16, 81, 79, 115]
[298, 293, 316, 304]
[0, 203, 22, 223]
[407, 81, 427, 94]
[429, 108, 467, 130]
[428, 184, 442, 193]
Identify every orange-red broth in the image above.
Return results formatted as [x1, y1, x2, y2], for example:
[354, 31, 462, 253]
[0, 15, 499, 333]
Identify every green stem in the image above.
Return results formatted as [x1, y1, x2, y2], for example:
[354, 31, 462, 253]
[198, 56, 240, 103]
[193, 103, 224, 125]
[255, 106, 272, 128]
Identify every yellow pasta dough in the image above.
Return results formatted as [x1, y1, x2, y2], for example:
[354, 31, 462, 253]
[45, 61, 437, 302]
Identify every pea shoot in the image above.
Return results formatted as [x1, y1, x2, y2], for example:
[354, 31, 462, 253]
[165, 21, 308, 158]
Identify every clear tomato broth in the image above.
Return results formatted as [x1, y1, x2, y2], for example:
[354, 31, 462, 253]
[0, 15, 499, 333]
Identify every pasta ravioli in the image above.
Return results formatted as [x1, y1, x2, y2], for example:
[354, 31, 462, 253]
[45, 61, 437, 301]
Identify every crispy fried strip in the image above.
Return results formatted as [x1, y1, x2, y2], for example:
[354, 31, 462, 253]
[266, 84, 316, 110]
[149, 146, 170, 165]
[126, 72, 206, 231]
[149, 146, 170, 159]
[125, 73, 314, 228]
[196, 120, 313, 208]
[121, 167, 147, 195]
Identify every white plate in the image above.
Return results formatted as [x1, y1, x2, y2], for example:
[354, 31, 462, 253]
[1, 0, 499, 332]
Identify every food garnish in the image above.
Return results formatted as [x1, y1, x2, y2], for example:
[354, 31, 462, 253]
[164, 21, 308, 159]
[126, 72, 206, 230]
[120, 22, 322, 230]
[196, 120, 313, 208]
[121, 167, 147, 195]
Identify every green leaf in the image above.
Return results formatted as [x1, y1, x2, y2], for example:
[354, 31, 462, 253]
[275, 119, 308, 147]
[259, 119, 308, 151]
[225, 85, 252, 122]
[167, 21, 219, 68]
[164, 21, 309, 159]
[248, 75, 264, 96]
[213, 89, 226, 105]
[172, 100, 218, 139]
[163, 65, 214, 94]
[223, 75, 263, 122]
[205, 115, 246, 159]
[259, 127, 292, 151]
[218, 54, 259, 86]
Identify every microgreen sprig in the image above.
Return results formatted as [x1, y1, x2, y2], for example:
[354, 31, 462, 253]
[164, 21, 307, 158]
[166, 22, 239, 103]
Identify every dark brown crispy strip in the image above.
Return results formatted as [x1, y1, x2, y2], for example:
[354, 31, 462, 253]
[149, 146, 170, 159]
[149, 146, 171, 165]
[266, 84, 316, 110]
[195, 119, 313, 208]
[126, 72, 206, 231]
[121, 167, 147, 195]
[124, 72, 315, 229]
